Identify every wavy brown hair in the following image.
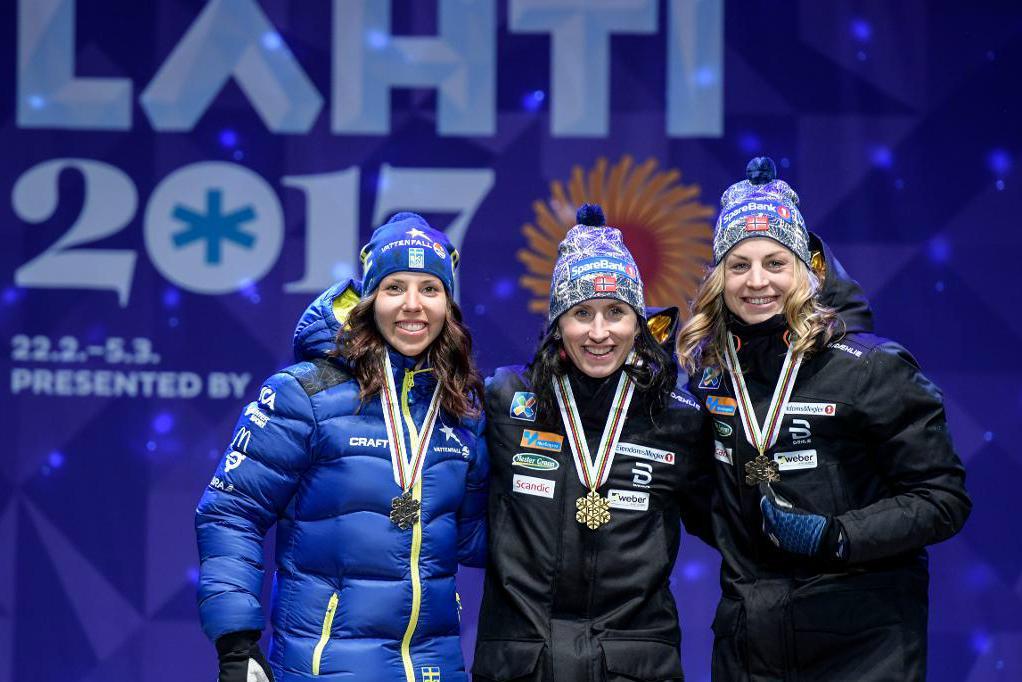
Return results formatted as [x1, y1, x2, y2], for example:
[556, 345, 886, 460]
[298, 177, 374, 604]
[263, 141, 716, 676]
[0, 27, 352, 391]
[335, 293, 484, 420]
[676, 256, 842, 374]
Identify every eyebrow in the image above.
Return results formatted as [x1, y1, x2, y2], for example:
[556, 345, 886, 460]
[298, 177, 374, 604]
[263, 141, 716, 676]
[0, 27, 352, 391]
[728, 250, 788, 262]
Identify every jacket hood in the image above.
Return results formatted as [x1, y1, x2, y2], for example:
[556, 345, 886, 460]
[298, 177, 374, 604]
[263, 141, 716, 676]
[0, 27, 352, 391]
[810, 233, 873, 334]
[292, 279, 362, 361]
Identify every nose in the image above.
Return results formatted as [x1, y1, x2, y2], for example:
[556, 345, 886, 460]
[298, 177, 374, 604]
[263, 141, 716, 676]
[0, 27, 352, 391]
[746, 264, 769, 289]
[588, 314, 610, 342]
[401, 289, 423, 311]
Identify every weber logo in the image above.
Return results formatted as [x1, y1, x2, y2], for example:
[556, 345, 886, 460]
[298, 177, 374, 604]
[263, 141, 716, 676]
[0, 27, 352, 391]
[616, 442, 675, 465]
[607, 489, 649, 511]
[773, 449, 818, 471]
[512, 474, 555, 499]
[713, 440, 733, 465]
[786, 402, 836, 416]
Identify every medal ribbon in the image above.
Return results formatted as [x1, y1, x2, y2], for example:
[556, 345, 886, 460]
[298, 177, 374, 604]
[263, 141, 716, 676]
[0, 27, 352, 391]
[553, 353, 638, 491]
[380, 351, 442, 492]
[723, 332, 803, 456]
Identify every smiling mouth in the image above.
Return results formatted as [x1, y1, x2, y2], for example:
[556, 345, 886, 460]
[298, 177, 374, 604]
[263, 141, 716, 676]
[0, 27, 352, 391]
[583, 346, 614, 357]
[743, 296, 778, 306]
[397, 321, 427, 333]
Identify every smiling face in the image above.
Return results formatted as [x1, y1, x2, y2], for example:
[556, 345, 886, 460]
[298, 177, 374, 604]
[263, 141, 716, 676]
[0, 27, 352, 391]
[722, 238, 796, 324]
[557, 298, 639, 378]
[373, 272, 447, 357]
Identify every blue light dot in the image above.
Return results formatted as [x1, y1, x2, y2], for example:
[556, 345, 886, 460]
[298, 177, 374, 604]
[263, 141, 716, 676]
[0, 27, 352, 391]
[984, 431, 994, 442]
[928, 236, 951, 263]
[738, 132, 761, 154]
[186, 567, 200, 584]
[28, 95, 46, 109]
[850, 18, 872, 42]
[493, 278, 515, 299]
[261, 31, 283, 51]
[233, 150, 244, 161]
[2, 287, 20, 305]
[162, 287, 181, 308]
[153, 412, 174, 435]
[219, 129, 238, 148]
[779, 157, 791, 169]
[971, 631, 992, 655]
[996, 180, 1005, 191]
[48, 451, 65, 468]
[522, 90, 546, 113]
[474, 304, 486, 315]
[681, 561, 705, 581]
[934, 280, 944, 293]
[988, 149, 1011, 176]
[694, 67, 717, 87]
[366, 30, 389, 49]
[146, 440, 157, 452]
[870, 145, 893, 168]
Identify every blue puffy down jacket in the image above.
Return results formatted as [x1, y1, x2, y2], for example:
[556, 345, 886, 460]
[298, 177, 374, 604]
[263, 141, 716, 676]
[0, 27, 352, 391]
[196, 280, 489, 682]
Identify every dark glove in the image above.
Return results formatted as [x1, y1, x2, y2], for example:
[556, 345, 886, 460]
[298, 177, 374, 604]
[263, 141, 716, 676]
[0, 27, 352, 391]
[216, 630, 274, 682]
[759, 483, 847, 560]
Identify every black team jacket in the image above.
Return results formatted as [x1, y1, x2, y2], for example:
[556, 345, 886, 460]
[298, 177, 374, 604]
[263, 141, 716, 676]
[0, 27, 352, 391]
[690, 236, 972, 682]
[473, 309, 714, 682]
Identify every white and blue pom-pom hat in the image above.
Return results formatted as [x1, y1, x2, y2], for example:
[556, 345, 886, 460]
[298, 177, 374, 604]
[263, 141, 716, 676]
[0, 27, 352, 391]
[713, 157, 812, 267]
[359, 212, 459, 297]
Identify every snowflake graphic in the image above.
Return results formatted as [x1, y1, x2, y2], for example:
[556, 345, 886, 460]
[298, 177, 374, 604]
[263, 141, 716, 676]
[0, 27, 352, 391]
[171, 189, 257, 264]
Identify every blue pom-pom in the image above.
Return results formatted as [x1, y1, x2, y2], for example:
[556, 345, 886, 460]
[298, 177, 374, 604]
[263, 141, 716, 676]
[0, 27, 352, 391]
[746, 157, 777, 185]
[576, 203, 606, 226]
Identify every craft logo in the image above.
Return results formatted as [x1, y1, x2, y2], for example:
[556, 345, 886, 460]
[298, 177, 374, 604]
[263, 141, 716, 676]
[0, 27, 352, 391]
[516, 156, 713, 313]
[616, 442, 675, 465]
[706, 395, 737, 416]
[520, 429, 563, 452]
[593, 273, 618, 292]
[349, 436, 388, 448]
[607, 489, 649, 511]
[510, 392, 537, 421]
[698, 366, 722, 390]
[512, 473, 555, 498]
[786, 402, 836, 416]
[714, 420, 733, 438]
[409, 247, 425, 269]
[512, 453, 559, 471]
[744, 215, 770, 232]
[773, 449, 818, 471]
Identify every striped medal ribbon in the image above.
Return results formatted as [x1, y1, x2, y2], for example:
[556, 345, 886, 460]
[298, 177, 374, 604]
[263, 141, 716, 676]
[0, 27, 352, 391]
[723, 332, 803, 485]
[380, 351, 442, 529]
[553, 353, 638, 530]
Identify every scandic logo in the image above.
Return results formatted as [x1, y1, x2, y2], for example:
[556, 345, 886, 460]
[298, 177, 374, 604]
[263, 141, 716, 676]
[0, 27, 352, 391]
[512, 473, 555, 498]
[520, 429, 563, 452]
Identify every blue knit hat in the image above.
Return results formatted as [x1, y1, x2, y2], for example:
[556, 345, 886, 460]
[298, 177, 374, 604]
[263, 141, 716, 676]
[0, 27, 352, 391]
[359, 212, 458, 296]
[713, 157, 811, 266]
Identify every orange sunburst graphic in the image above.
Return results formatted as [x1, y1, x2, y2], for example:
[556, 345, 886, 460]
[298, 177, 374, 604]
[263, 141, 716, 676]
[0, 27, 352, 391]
[517, 156, 715, 317]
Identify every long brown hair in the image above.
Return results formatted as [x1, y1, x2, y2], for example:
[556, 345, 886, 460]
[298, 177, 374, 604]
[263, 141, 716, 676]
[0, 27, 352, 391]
[335, 293, 484, 420]
[676, 256, 841, 374]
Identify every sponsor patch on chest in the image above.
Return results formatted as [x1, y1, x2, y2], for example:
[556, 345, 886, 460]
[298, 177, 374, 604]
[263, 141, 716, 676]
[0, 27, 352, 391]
[616, 442, 675, 465]
[512, 453, 559, 471]
[607, 489, 650, 511]
[512, 473, 555, 498]
[510, 392, 537, 421]
[786, 402, 836, 416]
[713, 440, 733, 465]
[773, 449, 818, 471]
[520, 429, 563, 452]
[706, 395, 738, 416]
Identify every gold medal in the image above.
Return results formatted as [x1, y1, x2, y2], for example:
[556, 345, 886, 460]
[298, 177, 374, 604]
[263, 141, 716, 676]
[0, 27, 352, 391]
[390, 491, 421, 530]
[744, 453, 781, 485]
[575, 490, 611, 530]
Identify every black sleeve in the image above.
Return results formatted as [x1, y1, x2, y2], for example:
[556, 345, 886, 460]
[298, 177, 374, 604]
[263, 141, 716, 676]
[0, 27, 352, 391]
[835, 342, 972, 563]
[676, 407, 718, 549]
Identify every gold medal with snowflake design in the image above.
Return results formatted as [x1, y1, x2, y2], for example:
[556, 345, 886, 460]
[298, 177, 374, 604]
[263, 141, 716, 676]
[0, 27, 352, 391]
[576, 490, 612, 530]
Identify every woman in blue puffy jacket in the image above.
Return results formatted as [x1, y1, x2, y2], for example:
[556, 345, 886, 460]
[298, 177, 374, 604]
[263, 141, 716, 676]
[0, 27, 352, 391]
[196, 213, 489, 682]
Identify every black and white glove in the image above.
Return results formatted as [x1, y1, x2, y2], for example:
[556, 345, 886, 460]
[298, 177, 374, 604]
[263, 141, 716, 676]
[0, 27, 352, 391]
[759, 483, 847, 560]
[216, 630, 274, 682]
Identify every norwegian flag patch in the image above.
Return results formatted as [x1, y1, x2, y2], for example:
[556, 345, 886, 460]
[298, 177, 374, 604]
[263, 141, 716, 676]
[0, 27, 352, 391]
[744, 215, 770, 232]
[594, 274, 618, 292]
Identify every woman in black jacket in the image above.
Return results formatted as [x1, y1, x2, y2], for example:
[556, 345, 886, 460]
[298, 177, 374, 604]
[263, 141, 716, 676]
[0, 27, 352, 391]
[472, 205, 714, 682]
[677, 158, 972, 681]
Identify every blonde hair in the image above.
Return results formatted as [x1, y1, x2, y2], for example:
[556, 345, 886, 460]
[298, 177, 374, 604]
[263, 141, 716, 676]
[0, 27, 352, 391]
[676, 254, 842, 374]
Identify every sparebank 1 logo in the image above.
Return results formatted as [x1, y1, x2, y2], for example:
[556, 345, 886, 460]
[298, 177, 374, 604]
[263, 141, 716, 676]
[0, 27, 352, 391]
[145, 163, 283, 294]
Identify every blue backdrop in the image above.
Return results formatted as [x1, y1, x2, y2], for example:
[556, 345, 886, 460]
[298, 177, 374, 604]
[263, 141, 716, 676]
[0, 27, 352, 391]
[2, 1, 1019, 680]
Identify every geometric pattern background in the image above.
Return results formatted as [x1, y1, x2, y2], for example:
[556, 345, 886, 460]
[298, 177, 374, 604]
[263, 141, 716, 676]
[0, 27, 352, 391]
[1, 2, 1020, 680]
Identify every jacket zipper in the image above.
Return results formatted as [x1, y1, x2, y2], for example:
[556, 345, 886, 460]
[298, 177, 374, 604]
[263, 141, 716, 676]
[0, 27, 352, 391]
[399, 369, 426, 682]
[312, 591, 339, 675]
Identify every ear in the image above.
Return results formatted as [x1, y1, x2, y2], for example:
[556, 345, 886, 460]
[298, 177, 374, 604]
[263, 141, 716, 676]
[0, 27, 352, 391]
[331, 282, 362, 327]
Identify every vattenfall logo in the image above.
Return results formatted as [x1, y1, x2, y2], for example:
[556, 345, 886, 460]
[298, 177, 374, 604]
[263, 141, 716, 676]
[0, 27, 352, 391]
[512, 453, 559, 471]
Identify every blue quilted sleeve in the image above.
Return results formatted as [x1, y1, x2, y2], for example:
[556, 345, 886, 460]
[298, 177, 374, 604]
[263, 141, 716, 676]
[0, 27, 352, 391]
[195, 371, 316, 642]
[456, 414, 489, 568]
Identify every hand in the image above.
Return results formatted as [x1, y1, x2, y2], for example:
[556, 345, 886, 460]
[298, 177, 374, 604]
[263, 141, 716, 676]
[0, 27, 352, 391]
[758, 483, 846, 559]
[216, 630, 274, 682]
